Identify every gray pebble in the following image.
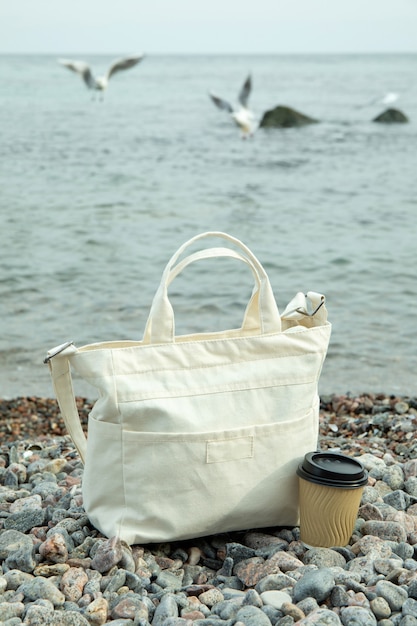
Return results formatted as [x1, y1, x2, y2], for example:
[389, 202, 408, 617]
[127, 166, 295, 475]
[151, 593, 178, 626]
[0, 529, 33, 558]
[18, 577, 66, 607]
[225, 542, 256, 564]
[403, 599, 417, 619]
[236, 605, 273, 625]
[155, 570, 183, 591]
[295, 597, 319, 615]
[375, 580, 408, 612]
[0, 602, 24, 621]
[304, 548, 346, 568]
[5, 545, 36, 574]
[383, 490, 411, 511]
[3, 569, 34, 590]
[330, 585, 350, 607]
[255, 573, 295, 593]
[298, 607, 342, 624]
[404, 477, 417, 497]
[400, 618, 417, 626]
[362, 521, 408, 543]
[340, 606, 377, 626]
[293, 568, 335, 603]
[4, 507, 46, 533]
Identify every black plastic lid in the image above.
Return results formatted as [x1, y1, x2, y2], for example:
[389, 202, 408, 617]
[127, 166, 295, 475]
[297, 451, 368, 489]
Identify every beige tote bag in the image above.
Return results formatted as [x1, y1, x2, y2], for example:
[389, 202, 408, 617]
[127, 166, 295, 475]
[46, 232, 331, 545]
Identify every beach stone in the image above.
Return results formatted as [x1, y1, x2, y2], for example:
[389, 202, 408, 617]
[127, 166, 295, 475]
[44, 458, 68, 474]
[32, 480, 61, 497]
[293, 568, 335, 603]
[9, 494, 42, 513]
[370, 596, 392, 619]
[84, 597, 109, 626]
[373, 108, 409, 123]
[383, 465, 405, 490]
[384, 490, 410, 510]
[4, 507, 46, 533]
[359, 454, 387, 471]
[304, 548, 346, 568]
[361, 486, 382, 504]
[403, 598, 417, 618]
[362, 521, 407, 543]
[255, 573, 295, 593]
[297, 607, 342, 624]
[244, 532, 287, 550]
[405, 478, 417, 497]
[241, 588, 263, 609]
[400, 617, 417, 626]
[0, 602, 25, 620]
[0, 530, 34, 558]
[374, 558, 405, 575]
[152, 593, 179, 626]
[352, 534, 393, 557]
[39, 532, 69, 564]
[259, 105, 318, 128]
[34, 563, 70, 577]
[281, 601, 305, 621]
[270, 551, 304, 571]
[225, 542, 256, 564]
[199, 588, 224, 607]
[404, 460, 417, 479]
[5, 544, 37, 573]
[340, 606, 377, 625]
[111, 596, 148, 620]
[18, 577, 66, 606]
[331, 585, 350, 607]
[260, 590, 292, 609]
[48, 611, 91, 625]
[296, 597, 320, 615]
[234, 556, 281, 587]
[392, 541, 414, 560]
[3, 569, 34, 589]
[90, 537, 123, 573]
[358, 503, 385, 520]
[60, 567, 88, 602]
[24, 603, 55, 625]
[156, 569, 183, 590]
[4, 462, 27, 486]
[236, 605, 273, 625]
[103, 569, 126, 594]
[211, 598, 243, 620]
[375, 580, 408, 611]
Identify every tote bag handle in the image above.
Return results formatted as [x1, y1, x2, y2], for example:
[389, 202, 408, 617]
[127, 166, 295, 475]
[143, 231, 282, 344]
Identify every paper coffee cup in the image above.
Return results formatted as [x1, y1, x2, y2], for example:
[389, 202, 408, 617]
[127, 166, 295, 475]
[297, 451, 368, 548]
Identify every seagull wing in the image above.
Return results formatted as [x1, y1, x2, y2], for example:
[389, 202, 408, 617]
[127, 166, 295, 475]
[58, 59, 96, 89]
[106, 54, 145, 80]
[238, 74, 252, 108]
[209, 92, 234, 113]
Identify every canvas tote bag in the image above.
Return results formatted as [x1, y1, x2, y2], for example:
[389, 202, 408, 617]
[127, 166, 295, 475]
[46, 231, 331, 545]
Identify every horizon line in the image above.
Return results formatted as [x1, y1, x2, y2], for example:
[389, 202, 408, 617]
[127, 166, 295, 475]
[1, 50, 417, 56]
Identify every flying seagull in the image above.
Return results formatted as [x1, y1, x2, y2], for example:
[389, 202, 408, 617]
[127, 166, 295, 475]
[209, 74, 255, 137]
[58, 54, 145, 92]
[357, 91, 400, 109]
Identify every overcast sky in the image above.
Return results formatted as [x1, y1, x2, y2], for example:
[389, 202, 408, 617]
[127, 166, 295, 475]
[2, 0, 417, 54]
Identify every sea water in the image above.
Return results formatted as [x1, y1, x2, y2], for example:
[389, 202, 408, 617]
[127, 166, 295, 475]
[1, 53, 416, 398]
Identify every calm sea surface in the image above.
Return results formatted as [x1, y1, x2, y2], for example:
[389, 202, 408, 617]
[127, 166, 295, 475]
[1, 53, 416, 399]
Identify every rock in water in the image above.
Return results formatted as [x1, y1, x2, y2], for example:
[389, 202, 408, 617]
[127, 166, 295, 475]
[260, 105, 318, 128]
[373, 108, 409, 123]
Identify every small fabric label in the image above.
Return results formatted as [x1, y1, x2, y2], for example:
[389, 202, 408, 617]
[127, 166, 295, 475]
[206, 436, 254, 464]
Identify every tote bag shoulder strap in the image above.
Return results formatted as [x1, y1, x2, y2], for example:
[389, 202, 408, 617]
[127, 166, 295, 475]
[45, 344, 87, 463]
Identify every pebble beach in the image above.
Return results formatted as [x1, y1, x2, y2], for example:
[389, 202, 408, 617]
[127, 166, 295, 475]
[1, 394, 417, 626]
